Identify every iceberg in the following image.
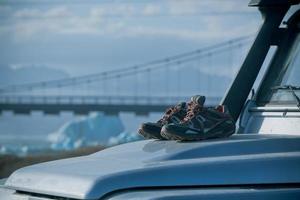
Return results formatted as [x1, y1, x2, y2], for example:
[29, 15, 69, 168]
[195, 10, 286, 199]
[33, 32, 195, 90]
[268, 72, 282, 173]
[108, 132, 143, 146]
[48, 113, 125, 150]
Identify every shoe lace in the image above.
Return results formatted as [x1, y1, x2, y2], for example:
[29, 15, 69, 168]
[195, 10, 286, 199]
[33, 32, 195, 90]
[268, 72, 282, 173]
[182, 102, 203, 122]
[158, 105, 183, 124]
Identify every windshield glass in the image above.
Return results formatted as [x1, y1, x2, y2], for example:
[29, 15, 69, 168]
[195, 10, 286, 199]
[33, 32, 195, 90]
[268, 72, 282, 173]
[269, 33, 300, 104]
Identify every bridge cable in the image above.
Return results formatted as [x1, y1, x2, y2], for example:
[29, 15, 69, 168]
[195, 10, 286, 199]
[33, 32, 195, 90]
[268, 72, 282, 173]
[0, 35, 254, 94]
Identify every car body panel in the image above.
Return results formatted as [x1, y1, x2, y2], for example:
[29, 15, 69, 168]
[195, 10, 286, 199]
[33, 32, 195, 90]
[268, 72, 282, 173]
[239, 104, 300, 134]
[5, 134, 300, 199]
[105, 187, 300, 200]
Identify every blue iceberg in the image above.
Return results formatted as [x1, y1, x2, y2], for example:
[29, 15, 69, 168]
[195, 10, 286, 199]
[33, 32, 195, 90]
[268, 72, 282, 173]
[48, 113, 125, 150]
[108, 132, 143, 146]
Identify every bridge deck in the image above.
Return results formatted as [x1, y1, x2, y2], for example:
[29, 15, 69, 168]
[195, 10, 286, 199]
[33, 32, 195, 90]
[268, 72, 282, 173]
[0, 95, 221, 115]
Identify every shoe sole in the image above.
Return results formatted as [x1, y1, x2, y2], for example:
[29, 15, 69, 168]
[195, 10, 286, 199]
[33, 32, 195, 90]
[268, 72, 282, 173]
[161, 128, 235, 141]
[161, 130, 184, 141]
[138, 128, 166, 140]
[138, 128, 152, 139]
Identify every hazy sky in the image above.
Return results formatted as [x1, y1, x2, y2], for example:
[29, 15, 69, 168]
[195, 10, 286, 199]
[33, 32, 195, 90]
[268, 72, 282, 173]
[0, 0, 261, 76]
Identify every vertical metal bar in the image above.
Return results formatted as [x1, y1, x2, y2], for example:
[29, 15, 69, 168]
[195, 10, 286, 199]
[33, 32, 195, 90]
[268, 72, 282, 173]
[134, 66, 138, 104]
[116, 75, 120, 96]
[228, 41, 234, 83]
[221, 7, 289, 121]
[177, 61, 181, 97]
[207, 52, 212, 96]
[147, 68, 151, 104]
[103, 72, 107, 96]
[165, 62, 170, 98]
[197, 52, 202, 94]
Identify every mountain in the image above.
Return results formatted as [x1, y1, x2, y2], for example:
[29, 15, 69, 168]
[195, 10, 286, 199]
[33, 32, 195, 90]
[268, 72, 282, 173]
[0, 65, 69, 86]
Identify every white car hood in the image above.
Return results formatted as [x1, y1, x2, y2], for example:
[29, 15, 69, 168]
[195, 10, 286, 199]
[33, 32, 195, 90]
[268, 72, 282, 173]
[5, 134, 300, 199]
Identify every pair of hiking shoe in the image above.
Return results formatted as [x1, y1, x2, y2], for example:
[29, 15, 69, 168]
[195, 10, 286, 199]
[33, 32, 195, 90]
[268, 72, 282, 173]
[138, 95, 235, 141]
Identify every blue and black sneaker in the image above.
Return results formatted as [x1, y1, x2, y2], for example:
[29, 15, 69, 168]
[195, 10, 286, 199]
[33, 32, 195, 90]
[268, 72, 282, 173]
[161, 98, 235, 141]
[138, 102, 188, 139]
[138, 95, 206, 140]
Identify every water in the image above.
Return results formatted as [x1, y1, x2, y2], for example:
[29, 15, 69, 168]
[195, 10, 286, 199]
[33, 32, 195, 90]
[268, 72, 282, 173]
[0, 112, 161, 156]
[0, 134, 51, 156]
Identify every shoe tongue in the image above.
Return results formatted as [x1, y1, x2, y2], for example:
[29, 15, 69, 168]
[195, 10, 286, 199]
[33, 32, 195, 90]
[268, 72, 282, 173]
[176, 102, 186, 109]
[191, 95, 205, 106]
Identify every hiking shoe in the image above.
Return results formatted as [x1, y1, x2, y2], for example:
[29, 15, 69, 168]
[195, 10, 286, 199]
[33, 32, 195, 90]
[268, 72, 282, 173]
[161, 99, 235, 141]
[138, 95, 206, 140]
[138, 102, 187, 139]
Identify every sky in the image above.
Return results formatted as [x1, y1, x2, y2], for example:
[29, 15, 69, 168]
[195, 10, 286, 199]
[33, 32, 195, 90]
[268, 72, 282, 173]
[0, 0, 262, 77]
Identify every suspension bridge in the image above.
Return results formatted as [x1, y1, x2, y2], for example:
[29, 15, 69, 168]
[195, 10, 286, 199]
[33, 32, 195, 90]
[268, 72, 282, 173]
[0, 36, 253, 115]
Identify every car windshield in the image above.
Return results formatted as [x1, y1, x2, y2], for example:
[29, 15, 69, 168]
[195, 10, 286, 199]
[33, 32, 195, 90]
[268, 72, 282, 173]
[269, 33, 300, 104]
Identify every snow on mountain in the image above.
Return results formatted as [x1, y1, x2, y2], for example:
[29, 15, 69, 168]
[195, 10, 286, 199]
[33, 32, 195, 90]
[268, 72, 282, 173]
[0, 65, 69, 86]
